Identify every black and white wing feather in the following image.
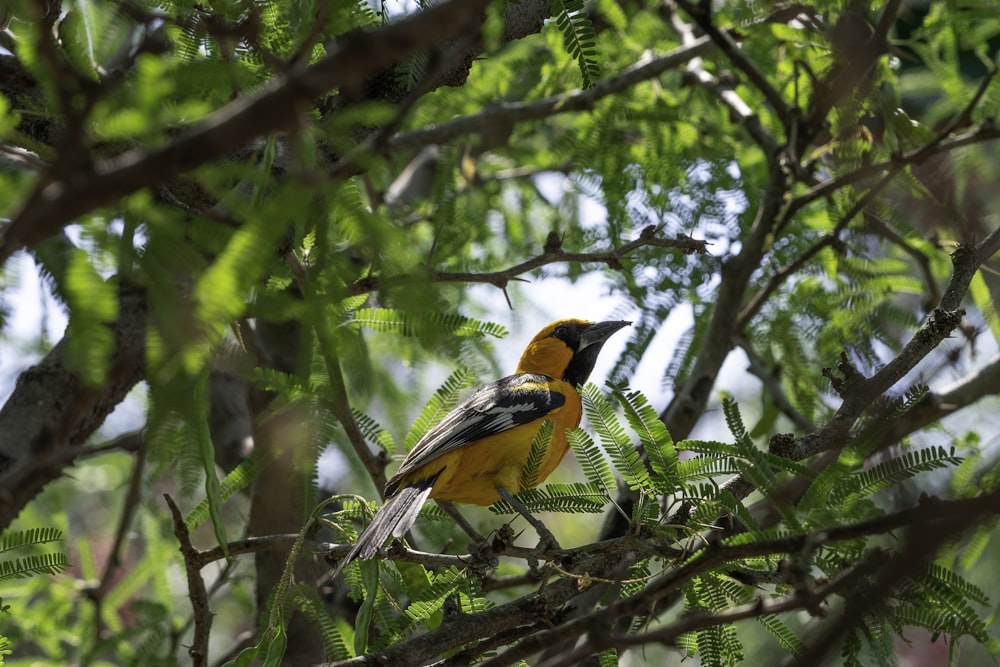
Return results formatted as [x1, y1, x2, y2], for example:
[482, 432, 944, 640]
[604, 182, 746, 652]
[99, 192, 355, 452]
[385, 373, 565, 494]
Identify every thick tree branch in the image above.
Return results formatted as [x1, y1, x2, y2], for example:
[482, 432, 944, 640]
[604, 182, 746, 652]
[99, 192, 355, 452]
[544, 550, 881, 667]
[700, 228, 1000, 520]
[329, 488, 1000, 667]
[0, 0, 493, 263]
[0, 281, 147, 529]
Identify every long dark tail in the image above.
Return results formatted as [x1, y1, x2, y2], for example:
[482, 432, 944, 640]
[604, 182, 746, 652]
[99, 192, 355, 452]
[331, 477, 436, 579]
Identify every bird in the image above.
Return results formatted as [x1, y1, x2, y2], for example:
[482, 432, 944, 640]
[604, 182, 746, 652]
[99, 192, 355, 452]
[331, 318, 630, 576]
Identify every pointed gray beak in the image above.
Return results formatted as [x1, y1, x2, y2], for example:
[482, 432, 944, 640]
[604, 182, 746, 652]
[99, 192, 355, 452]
[580, 320, 631, 349]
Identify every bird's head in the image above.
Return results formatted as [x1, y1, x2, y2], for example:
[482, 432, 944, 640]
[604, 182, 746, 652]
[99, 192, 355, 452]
[516, 319, 631, 386]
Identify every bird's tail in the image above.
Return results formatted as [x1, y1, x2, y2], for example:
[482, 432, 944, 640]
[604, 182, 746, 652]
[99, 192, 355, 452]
[331, 475, 437, 579]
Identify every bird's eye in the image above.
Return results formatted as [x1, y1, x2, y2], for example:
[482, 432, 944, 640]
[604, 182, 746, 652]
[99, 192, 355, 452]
[553, 324, 570, 339]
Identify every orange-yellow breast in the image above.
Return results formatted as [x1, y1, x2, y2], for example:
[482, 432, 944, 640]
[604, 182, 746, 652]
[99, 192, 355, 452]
[395, 381, 582, 506]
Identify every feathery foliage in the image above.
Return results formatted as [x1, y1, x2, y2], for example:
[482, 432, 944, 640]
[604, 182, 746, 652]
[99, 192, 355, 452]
[2, 1, 1000, 666]
[489, 482, 609, 515]
[404, 367, 475, 450]
[518, 418, 554, 491]
[548, 0, 601, 88]
[351, 308, 508, 340]
[0, 528, 66, 584]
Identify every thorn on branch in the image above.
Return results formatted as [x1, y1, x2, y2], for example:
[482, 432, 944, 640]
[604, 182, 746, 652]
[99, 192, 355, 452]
[926, 307, 965, 338]
[951, 241, 979, 270]
[917, 492, 940, 508]
[501, 286, 513, 310]
[544, 231, 564, 254]
[822, 351, 866, 398]
[767, 432, 796, 457]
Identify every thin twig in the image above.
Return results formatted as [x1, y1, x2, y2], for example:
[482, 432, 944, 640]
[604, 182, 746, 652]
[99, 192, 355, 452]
[165, 494, 212, 667]
[318, 327, 389, 493]
[389, 36, 716, 152]
[668, 3, 777, 153]
[95, 432, 147, 596]
[788, 487, 1000, 666]
[738, 164, 903, 329]
[672, 227, 1000, 531]
[790, 68, 1000, 217]
[349, 227, 707, 295]
[673, 0, 794, 132]
[319, 490, 1000, 667]
[865, 212, 941, 307]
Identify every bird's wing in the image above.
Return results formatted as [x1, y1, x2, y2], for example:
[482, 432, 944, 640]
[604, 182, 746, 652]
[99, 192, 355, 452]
[388, 373, 566, 488]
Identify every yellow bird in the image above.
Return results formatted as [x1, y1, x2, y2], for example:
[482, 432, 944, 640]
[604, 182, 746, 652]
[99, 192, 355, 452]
[334, 318, 630, 573]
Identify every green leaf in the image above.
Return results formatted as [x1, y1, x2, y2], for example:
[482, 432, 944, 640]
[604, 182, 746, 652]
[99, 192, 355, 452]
[193, 371, 229, 556]
[969, 271, 1000, 344]
[405, 368, 474, 450]
[354, 559, 380, 655]
[489, 482, 608, 515]
[0, 552, 68, 581]
[757, 614, 807, 656]
[185, 448, 266, 531]
[853, 445, 962, 497]
[293, 584, 353, 660]
[403, 566, 465, 625]
[616, 388, 678, 492]
[64, 248, 118, 386]
[519, 419, 554, 491]
[0, 527, 63, 553]
[581, 383, 653, 494]
[598, 648, 619, 667]
[549, 0, 600, 88]
[351, 308, 508, 339]
[568, 428, 617, 497]
[190, 185, 295, 373]
[220, 645, 258, 667]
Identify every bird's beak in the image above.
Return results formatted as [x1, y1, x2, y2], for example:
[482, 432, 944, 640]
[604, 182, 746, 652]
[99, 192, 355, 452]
[580, 320, 631, 349]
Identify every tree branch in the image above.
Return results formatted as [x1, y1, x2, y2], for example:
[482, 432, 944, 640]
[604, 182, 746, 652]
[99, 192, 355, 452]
[789, 486, 1000, 666]
[165, 493, 212, 667]
[737, 336, 817, 432]
[879, 352, 1000, 446]
[388, 36, 716, 153]
[543, 550, 882, 667]
[696, 228, 1000, 523]
[672, 0, 794, 132]
[285, 488, 1000, 667]
[348, 227, 708, 295]
[670, 7, 777, 153]
[0, 282, 147, 529]
[0, 0, 493, 263]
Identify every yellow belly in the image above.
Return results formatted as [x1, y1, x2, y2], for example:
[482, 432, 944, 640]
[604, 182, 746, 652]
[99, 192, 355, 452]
[397, 392, 581, 506]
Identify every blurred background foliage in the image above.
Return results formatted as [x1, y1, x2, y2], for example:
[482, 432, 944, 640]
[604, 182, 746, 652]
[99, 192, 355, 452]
[0, 0, 999, 665]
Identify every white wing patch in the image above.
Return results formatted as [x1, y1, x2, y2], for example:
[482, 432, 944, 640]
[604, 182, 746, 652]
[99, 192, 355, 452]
[389, 373, 565, 485]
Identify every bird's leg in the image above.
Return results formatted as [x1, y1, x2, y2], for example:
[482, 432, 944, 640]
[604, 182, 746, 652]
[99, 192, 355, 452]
[437, 500, 502, 570]
[495, 486, 562, 554]
[436, 500, 485, 542]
